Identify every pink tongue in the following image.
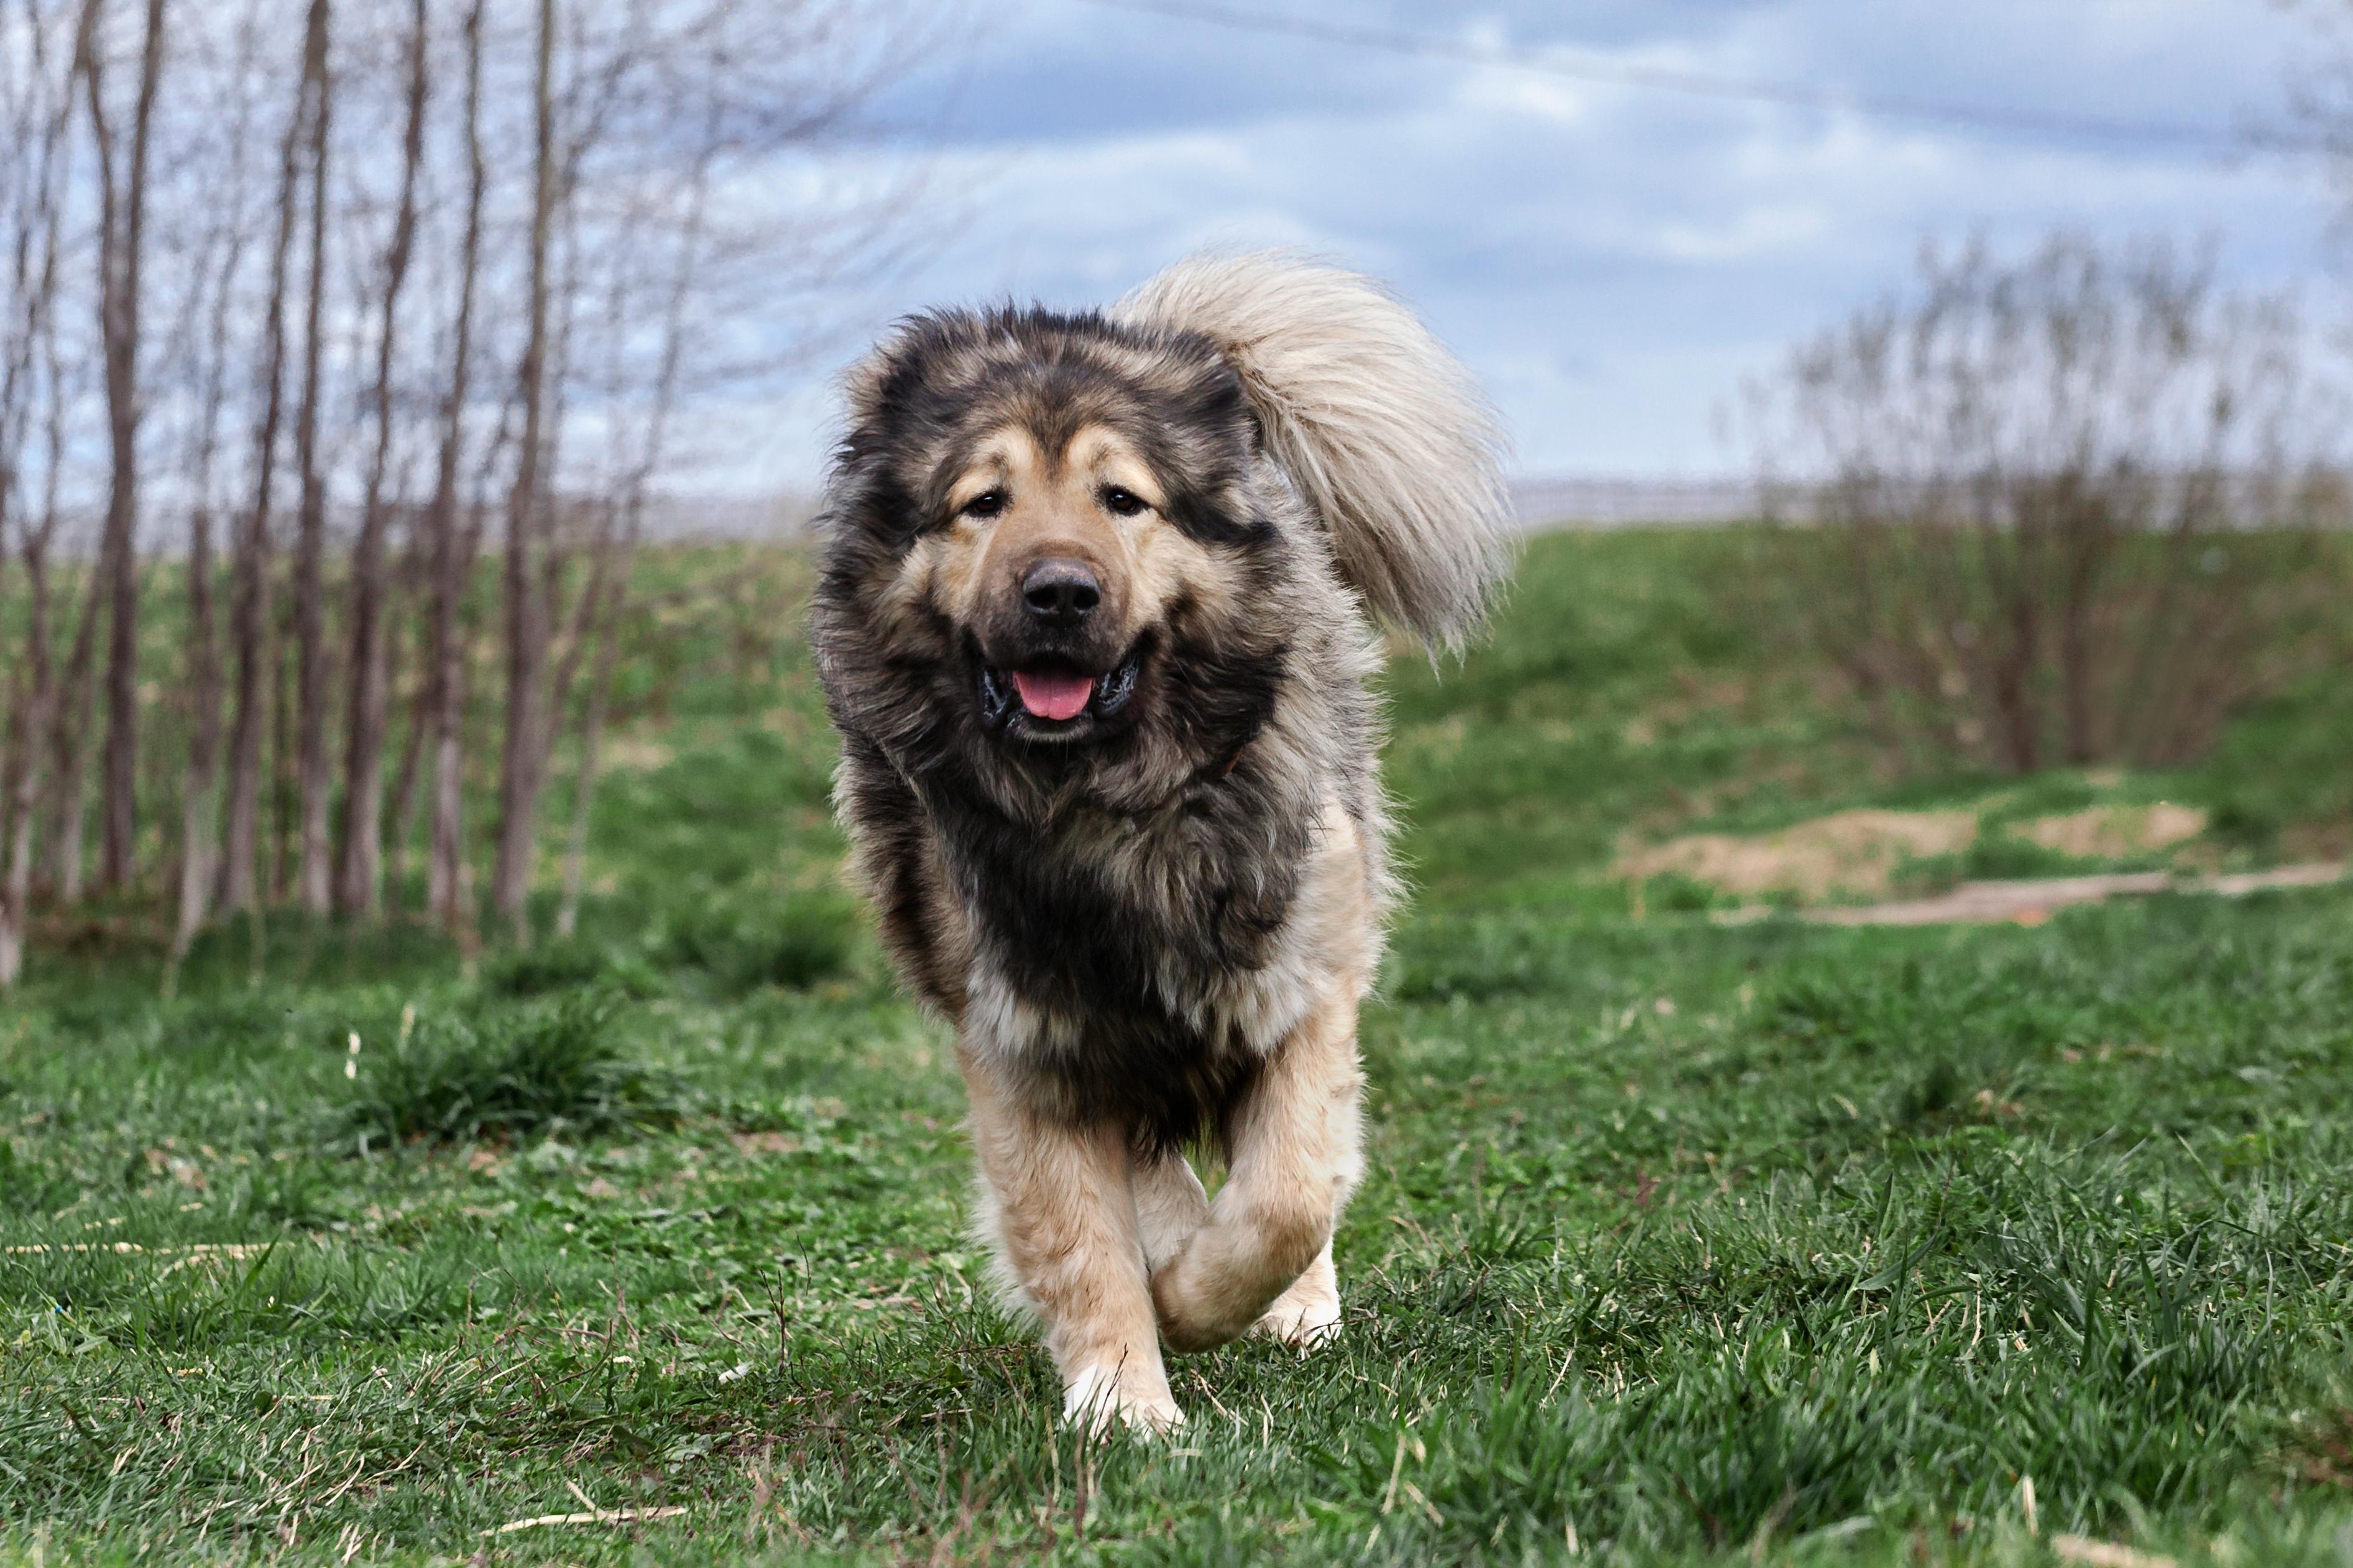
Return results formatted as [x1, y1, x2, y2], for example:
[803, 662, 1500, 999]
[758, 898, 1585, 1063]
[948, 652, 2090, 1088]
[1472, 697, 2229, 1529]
[1010, 669, 1095, 722]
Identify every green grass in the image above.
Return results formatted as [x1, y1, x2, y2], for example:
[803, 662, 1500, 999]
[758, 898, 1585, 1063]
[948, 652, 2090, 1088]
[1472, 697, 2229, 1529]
[4, 528, 2353, 1564]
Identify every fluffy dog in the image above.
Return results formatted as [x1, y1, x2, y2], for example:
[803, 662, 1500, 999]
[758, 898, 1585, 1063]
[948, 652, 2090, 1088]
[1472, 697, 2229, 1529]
[810, 252, 1509, 1430]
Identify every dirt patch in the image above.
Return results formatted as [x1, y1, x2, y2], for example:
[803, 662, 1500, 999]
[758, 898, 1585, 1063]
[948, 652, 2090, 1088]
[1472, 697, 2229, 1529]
[1618, 808, 1979, 902]
[729, 1130, 804, 1157]
[2015, 802, 2207, 859]
[599, 731, 676, 771]
[1793, 863, 2345, 927]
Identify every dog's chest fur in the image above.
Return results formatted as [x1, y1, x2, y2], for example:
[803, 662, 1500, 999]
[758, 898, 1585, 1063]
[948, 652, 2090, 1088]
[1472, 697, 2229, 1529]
[848, 733, 1374, 1149]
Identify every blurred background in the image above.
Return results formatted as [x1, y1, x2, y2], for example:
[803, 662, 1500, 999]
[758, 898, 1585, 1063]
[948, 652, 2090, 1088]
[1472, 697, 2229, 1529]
[1, 0, 2351, 971]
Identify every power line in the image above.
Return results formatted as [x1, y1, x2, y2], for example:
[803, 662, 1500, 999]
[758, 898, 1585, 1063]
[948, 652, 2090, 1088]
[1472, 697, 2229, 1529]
[1075, 0, 2326, 159]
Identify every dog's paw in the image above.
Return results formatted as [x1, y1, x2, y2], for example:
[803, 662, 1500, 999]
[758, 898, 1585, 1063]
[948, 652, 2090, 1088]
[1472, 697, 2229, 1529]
[1148, 1234, 1285, 1353]
[1252, 1276, 1342, 1352]
[1061, 1365, 1186, 1436]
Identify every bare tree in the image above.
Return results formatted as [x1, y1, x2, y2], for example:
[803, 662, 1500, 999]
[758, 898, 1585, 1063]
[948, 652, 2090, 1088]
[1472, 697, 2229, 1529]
[3, 346, 75, 986]
[332, 0, 428, 918]
[553, 116, 715, 939]
[219, 0, 320, 920]
[0, 1, 75, 986]
[288, 0, 333, 915]
[47, 526, 105, 901]
[490, 0, 558, 943]
[169, 8, 266, 966]
[381, 524, 429, 892]
[423, 0, 488, 931]
[0, 0, 939, 974]
[172, 422, 225, 958]
[1749, 233, 2349, 774]
[78, 0, 167, 894]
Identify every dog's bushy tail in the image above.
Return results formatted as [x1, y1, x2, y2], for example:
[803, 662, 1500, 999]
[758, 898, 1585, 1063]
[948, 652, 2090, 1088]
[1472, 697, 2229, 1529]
[1113, 250, 1511, 651]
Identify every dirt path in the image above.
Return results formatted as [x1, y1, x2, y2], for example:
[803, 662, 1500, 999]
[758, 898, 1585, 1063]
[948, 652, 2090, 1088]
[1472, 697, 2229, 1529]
[1715, 863, 2346, 927]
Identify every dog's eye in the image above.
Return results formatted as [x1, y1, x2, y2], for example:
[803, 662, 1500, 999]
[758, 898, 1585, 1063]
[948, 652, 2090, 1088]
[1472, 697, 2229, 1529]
[960, 489, 1006, 520]
[1100, 486, 1148, 517]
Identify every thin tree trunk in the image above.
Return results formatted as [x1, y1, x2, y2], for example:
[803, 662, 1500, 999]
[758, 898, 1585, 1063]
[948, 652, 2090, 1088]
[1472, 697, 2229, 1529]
[0, 523, 54, 983]
[491, 0, 558, 943]
[534, 267, 593, 791]
[170, 503, 223, 955]
[555, 569, 622, 939]
[438, 454, 504, 959]
[384, 609, 426, 897]
[0, 502, 51, 988]
[333, 0, 426, 919]
[3, 424, 65, 981]
[0, 14, 69, 986]
[167, 10, 265, 964]
[289, 0, 334, 916]
[425, 0, 487, 931]
[171, 249, 251, 962]
[81, 0, 167, 894]
[49, 549, 103, 902]
[271, 583, 295, 901]
[221, 0, 317, 919]
[383, 511, 430, 902]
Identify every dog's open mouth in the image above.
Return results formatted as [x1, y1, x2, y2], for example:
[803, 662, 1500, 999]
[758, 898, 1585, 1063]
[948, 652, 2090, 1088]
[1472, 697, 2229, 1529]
[978, 650, 1141, 734]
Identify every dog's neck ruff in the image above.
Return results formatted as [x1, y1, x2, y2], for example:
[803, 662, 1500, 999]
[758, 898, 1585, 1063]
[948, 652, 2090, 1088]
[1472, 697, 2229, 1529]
[920, 727, 1332, 1147]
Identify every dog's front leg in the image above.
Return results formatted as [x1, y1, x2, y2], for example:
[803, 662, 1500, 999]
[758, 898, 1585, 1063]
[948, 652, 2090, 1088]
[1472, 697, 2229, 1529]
[959, 1046, 1182, 1432]
[1134, 1145, 1337, 1349]
[1132, 1149, 1208, 1272]
[1149, 989, 1365, 1352]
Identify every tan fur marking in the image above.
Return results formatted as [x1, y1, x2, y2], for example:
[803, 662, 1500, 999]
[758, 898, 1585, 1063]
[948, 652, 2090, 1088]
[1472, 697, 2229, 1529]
[1066, 426, 1166, 511]
[1132, 1151, 1210, 1274]
[943, 429, 1028, 515]
[1127, 518, 1232, 643]
[871, 537, 944, 651]
[908, 422, 1246, 667]
[959, 1042, 1182, 1431]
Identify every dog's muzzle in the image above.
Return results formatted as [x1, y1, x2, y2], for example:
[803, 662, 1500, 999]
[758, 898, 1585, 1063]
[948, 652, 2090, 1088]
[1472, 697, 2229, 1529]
[977, 649, 1142, 736]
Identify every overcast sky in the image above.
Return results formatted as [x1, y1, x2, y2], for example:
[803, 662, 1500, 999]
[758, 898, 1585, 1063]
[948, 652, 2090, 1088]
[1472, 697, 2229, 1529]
[722, 0, 2342, 491]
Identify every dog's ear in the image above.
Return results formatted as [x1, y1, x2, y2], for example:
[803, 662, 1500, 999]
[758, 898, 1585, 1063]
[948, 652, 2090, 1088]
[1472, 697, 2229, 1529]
[838, 312, 962, 432]
[838, 337, 903, 427]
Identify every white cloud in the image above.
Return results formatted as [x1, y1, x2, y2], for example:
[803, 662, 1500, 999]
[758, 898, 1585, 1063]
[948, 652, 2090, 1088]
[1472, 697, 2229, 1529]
[698, 0, 2341, 491]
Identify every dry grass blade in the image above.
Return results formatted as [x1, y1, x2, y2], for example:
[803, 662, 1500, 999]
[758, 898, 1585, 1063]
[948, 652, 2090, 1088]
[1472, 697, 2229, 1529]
[4, 1242, 268, 1265]
[2050, 1534, 2178, 1568]
[487, 1495, 688, 1537]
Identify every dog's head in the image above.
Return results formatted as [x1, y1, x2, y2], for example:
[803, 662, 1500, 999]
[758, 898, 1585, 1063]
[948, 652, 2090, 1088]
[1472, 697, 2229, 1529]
[935, 417, 1179, 743]
[816, 306, 1304, 799]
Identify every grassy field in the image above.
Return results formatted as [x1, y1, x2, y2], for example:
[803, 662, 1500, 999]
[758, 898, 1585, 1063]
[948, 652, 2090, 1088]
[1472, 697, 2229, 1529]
[4, 529, 2352, 1564]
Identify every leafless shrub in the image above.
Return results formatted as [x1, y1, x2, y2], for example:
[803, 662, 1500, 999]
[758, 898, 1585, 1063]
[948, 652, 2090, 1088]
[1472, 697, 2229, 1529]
[1747, 233, 2352, 775]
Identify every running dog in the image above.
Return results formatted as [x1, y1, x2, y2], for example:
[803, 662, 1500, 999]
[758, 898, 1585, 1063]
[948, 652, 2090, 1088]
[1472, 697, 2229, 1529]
[810, 252, 1509, 1429]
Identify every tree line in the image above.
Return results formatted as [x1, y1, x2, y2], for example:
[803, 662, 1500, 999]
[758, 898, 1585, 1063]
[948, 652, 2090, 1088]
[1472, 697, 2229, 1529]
[0, 0, 919, 986]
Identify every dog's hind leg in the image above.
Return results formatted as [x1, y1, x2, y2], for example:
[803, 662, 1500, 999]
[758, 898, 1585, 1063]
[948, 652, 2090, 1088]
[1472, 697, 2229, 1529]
[1148, 988, 1365, 1353]
[1254, 1239, 1342, 1350]
[960, 1046, 1182, 1433]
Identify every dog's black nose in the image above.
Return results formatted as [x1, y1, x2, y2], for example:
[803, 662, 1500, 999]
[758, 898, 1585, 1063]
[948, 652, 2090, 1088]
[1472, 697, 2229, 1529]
[1021, 559, 1100, 626]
